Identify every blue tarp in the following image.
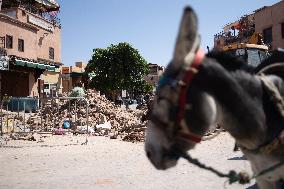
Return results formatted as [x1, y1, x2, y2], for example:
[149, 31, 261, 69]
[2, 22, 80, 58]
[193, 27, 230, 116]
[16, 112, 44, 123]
[7, 97, 39, 113]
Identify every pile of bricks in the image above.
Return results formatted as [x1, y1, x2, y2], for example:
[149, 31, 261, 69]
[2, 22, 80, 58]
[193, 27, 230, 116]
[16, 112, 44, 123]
[1, 89, 148, 142]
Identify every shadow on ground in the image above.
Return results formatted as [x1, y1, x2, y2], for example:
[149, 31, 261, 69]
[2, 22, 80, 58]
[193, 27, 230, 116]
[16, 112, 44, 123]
[246, 184, 258, 189]
[228, 155, 247, 160]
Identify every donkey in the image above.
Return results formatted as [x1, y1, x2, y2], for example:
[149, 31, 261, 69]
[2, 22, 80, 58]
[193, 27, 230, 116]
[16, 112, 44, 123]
[145, 7, 284, 189]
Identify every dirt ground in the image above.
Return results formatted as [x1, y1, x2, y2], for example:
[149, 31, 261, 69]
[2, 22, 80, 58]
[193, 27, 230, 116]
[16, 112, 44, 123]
[0, 132, 257, 189]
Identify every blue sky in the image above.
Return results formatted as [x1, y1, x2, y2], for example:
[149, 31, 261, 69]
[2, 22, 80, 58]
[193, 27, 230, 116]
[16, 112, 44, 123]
[57, 0, 280, 67]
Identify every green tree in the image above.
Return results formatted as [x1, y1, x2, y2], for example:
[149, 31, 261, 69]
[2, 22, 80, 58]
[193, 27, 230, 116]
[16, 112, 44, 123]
[85, 42, 152, 94]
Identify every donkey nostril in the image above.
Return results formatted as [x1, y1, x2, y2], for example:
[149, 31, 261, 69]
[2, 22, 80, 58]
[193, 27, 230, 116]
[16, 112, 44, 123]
[146, 150, 151, 159]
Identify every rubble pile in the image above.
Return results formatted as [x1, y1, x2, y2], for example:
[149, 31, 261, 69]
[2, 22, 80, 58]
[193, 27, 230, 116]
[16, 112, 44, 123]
[0, 111, 28, 133]
[85, 90, 147, 142]
[1, 90, 148, 142]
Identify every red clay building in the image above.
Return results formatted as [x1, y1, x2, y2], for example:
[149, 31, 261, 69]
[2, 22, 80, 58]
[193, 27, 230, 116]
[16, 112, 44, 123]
[254, 1, 284, 50]
[0, 0, 61, 98]
[144, 63, 164, 90]
[61, 62, 87, 93]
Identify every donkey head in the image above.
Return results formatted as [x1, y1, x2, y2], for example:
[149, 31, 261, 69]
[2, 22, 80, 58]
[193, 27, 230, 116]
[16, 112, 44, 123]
[145, 7, 217, 170]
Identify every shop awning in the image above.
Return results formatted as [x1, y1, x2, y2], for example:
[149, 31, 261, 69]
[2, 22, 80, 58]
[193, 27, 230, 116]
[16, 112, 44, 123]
[37, 63, 46, 69]
[14, 58, 57, 72]
[26, 62, 38, 68]
[14, 59, 26, 66]
[47, 65, 55, 72]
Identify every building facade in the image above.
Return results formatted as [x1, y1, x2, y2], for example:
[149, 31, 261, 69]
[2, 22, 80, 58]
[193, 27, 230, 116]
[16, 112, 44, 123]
[144, 63, 164, 90]
[254, 1, 284, 50]
[0, 0, 61, 98]
[61, 62, 87, 93]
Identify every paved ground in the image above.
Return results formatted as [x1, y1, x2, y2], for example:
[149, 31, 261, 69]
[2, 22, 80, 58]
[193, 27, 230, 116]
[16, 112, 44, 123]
[0, 132, 257, 189]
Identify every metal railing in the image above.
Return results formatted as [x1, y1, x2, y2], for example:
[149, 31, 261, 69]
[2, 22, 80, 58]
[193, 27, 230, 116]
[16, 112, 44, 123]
[0, 96, 89, 135]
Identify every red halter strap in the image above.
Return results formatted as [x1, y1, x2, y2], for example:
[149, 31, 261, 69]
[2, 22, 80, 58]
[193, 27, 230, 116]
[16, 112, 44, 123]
[176, 49, 205, 143]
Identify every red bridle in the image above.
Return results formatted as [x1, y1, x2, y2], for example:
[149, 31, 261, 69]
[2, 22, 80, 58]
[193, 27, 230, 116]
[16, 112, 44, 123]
[176, 49, 205, 143]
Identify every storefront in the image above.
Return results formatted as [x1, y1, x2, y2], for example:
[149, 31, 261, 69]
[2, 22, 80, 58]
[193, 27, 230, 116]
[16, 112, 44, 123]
[0, 55, 59, 97]
[0, 0, 62, 98]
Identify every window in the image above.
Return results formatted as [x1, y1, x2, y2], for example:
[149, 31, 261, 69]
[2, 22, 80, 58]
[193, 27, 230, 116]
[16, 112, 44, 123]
[263, 27, 272, 44]
[247, 49, 267, 67]
[18, 39, 24, 52]
[49, 47, 54, 60]
[281, 23, 284, 39]
[6, 35, 13, 49]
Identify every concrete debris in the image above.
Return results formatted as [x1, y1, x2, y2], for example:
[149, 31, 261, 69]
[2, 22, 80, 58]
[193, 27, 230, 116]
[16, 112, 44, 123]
[1, 89, 148, 142]
[53, 128, 66, 135]
[9, 132, 41, 141]
[96, 121, 112, 130]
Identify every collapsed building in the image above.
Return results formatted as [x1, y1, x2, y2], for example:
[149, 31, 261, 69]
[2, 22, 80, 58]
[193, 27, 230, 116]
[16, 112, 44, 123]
[1, 90, 147, 142]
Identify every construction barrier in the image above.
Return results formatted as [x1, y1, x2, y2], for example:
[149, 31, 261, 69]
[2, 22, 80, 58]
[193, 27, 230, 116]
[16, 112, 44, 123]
[0, 97, 89, 135]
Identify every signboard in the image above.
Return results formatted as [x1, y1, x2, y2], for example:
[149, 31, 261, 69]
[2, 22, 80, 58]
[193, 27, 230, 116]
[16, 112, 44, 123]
[61, 67, 70, 74]
[28, 15, 54, 32]
[0, 56, 9, 71]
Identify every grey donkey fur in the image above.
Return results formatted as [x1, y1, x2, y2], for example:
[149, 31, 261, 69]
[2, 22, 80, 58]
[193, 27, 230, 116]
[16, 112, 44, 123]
[145, 6, 284, 189]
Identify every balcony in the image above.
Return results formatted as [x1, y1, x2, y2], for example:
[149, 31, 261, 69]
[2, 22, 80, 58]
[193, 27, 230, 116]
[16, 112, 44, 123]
[20, 4, 61, 27]
[1, 0, 61, 27]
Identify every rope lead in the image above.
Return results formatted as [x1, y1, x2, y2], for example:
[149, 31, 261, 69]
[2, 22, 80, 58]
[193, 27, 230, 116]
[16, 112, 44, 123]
[228, 171, 250, 184]
[176, 75, 284, 185]
[179, 152, 283, 185]
[179, 152, 251, 184]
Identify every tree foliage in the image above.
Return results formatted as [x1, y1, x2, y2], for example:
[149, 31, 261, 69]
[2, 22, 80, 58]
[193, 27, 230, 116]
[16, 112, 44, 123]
[85, 42, 152, 94]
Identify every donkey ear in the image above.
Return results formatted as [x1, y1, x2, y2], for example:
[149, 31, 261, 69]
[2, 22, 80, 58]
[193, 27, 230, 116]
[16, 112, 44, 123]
[172, 6, 199, 69]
